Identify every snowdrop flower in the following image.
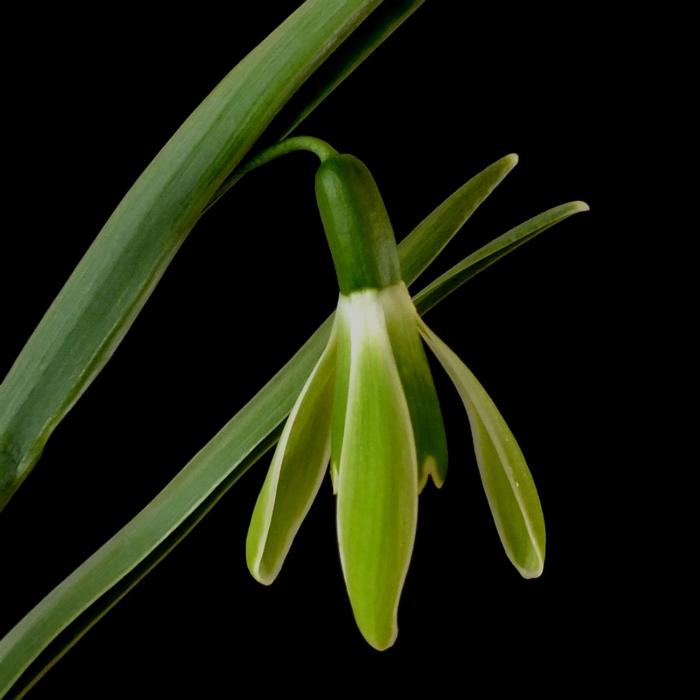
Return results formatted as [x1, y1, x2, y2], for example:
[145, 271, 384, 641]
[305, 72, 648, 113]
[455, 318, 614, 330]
[247, 154, 544, 650]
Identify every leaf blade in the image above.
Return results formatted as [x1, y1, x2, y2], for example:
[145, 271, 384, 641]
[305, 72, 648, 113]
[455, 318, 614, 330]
[399, 154, 518, 285]
[414, 201, 590, 314]
[0, 0, 384, 510]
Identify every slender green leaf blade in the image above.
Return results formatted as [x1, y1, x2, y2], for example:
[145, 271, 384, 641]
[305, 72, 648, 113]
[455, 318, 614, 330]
[336, 291, 417, 650]
[0, 0, 383, 510]
[418, 320, 545, 577]
[399, 153, 519, 285]
[247, 326, 336, 584]
[276, 0, 425, 139]
[3, 425, 282, 699]
[414, 201, 590, 314]
[209, 0, 426, 211]
[0, 319, 333, 696]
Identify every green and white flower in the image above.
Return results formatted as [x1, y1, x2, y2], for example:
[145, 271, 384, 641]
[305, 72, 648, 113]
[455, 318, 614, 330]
[247, 154, 545, 650]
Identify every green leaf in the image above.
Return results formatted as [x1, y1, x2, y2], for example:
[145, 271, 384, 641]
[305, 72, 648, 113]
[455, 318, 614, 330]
[275, 0, 425, 140]
[382, 283, 447, 490]
[413, 201, 590, 314]
[0, 320, 332, 696]
[0, 0, 386, 511]
[335, 290, 417, 650]
[247, 325, 336, 585]
[418, 320, 545, 578]
[399, 153, 519, 286]
[208, 0, 426, 210]
[0, 159, 563, 694]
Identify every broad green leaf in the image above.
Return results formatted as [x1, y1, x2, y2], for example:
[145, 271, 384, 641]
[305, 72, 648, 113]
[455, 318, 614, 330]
[0, 162, 572, 695]
[382, 282, 447, 490]
[0, 0, 386, 511]
[335, 291, 417, 650]
[418, 320, 545, 578]
[247, 325, 336, 585]
[414, 201, 590, 314]
[399, 153, 519, 285]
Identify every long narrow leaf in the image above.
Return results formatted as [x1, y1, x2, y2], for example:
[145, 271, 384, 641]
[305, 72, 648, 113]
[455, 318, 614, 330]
[276, 0, 425, 140]
[0, 322, 330, 696]
[0, 163, 573, 695]
[208, 1, 426, 211]
[413, 201, 589, 313]
[0, 0, 391, 510]
[399, 154, 518, 285]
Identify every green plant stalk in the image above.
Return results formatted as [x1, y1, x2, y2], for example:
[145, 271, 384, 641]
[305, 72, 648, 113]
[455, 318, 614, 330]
[0, 0, 424, 511]
[0, 152, 586, 694]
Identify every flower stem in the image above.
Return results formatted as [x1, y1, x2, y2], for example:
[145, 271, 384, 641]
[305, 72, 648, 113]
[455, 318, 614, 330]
[204, 136, 338, 212]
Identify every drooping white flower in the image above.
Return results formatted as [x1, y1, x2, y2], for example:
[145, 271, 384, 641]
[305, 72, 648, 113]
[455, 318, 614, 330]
[246, 153, 544, 650]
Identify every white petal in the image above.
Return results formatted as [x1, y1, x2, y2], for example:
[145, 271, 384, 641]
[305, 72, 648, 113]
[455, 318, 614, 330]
[246, 324, 336, 584]
[335, 290, 418, 650]
[381, 282, 448, 490]
[418, 318, 545, 578]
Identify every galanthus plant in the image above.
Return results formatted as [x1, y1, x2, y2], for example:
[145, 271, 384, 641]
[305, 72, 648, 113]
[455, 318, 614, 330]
[247, 148, 546, 649]
[0, 2, 587, 695]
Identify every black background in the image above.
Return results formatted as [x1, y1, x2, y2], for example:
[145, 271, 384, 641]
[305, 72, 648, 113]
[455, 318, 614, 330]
[1, 2, 639, 696]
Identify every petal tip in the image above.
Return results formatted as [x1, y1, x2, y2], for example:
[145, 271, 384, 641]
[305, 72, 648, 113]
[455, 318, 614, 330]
[246, 554, 278, 586]
[245, 522, 281, 586]
[514, 549, 545, 580]
[518, 563, 544, 580]
[354, 614, 399, 651]
[504, 152, 520, 169]
[365, 629, 398, 652]
[424, 455, 446, 489]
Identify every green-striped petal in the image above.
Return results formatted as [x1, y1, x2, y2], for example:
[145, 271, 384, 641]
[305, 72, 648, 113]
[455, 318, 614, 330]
[418, 320, 545, 578]
[246, 326, 337, 585]
[330, 295, 351, 493]
[336, 290, 418, 650]
[381, 282, 447, 490]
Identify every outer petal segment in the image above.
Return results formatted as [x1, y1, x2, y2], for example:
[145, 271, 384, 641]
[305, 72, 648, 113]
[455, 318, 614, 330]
[246, 326, 336, 585]
[418, 320, 545, 578]
[381, 282, 448, 490]
[336, 291, 418, 650]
